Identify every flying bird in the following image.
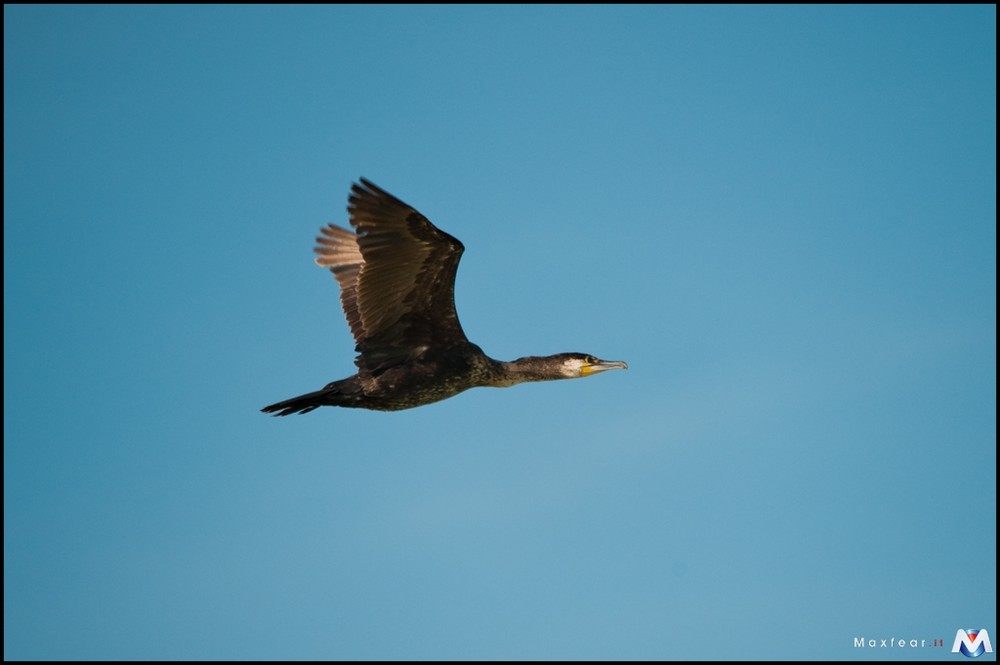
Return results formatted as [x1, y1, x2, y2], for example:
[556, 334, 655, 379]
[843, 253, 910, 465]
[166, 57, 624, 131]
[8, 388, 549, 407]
[262, 179, 627, 415]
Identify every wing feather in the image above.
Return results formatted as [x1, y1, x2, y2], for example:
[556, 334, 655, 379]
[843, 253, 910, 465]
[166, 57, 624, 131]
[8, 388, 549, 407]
[314, 224, 365, 342]
[314, 179, 469, 372]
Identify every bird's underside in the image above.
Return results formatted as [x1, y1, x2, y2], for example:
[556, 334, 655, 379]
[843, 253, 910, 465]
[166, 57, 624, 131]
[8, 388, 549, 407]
[262, 178, 626, 415]
[263, 344, 500, 414]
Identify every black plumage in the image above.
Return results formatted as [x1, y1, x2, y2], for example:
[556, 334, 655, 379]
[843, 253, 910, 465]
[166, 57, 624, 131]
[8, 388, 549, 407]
[262, 179, 626, 415]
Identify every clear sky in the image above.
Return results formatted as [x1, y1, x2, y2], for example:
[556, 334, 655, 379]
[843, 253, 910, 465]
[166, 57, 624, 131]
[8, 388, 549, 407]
[4, 5, 996, 661]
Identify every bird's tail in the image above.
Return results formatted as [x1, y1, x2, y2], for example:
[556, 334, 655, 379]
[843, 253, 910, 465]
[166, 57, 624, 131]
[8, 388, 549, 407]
[261, 380, 357, 416]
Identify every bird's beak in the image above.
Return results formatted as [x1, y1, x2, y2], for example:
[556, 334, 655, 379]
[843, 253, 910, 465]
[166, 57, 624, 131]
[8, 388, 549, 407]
[582, 359, 629, 376]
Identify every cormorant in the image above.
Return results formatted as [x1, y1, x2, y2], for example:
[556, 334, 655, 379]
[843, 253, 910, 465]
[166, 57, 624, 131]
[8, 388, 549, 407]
[262, 179, 627, 415]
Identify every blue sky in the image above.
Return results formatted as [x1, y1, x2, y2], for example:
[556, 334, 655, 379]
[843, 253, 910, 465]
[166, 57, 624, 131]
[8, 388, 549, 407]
[4, 5, 996, 660]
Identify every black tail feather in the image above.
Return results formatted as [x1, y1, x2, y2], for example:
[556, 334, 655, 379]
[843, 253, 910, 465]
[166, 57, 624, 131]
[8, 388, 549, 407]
[261, 391, 325, 416]
[261, 381, 356, 416]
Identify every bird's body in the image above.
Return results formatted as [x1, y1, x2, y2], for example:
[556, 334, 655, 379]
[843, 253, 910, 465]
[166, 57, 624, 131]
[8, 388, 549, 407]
[262, 179, 626, 415]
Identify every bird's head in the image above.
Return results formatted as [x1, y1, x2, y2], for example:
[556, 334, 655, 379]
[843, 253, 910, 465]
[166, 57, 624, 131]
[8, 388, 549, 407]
[502, 353, 628, 383]
[554, 353, 629, 379]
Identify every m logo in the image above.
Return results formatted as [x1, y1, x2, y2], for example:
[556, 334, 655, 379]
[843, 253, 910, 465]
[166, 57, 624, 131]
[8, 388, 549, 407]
[952, 629, 993, 658]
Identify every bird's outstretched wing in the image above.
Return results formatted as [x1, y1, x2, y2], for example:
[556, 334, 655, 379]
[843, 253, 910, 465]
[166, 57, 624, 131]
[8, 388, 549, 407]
[314, 178, 469, 372]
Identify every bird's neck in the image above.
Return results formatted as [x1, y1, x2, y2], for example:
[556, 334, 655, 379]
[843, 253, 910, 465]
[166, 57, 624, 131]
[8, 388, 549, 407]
[490, 356, 566, 386]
